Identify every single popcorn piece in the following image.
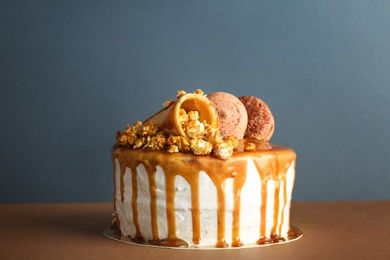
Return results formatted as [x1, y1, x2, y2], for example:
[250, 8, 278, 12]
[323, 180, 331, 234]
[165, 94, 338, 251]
[132, 121, 143, 129]
[166, 135, 178, 146]
[116, 131, 128, 146]
[225, 135, 239, 150]
[125, 131, 137, 145]
[133, 139, 144, 149]
[190, 138, 213, 155]
[205, 125, 223, 144]
[194, 89, 204, 95]
[167, 145, 179, 153]
[132, 121, 143, 135]
[141, 121, 159, 136]
[148, 134, 167, 150]
[244, 142, 256, 151]
[163, 99, 174, 108]
[123, 123, 132, 133]
[213, 141, 234, 160]
[187, 111, 199, 121]
[167, 135, 191, 153]
[185, 120, 205, 139]
[177, 90, 187, 98]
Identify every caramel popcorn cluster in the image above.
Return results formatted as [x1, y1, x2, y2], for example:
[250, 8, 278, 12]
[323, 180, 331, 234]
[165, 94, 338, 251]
[115, 110, 239, 160]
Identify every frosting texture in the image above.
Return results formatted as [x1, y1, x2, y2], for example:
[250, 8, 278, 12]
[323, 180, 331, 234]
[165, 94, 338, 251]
[112, 140, 296, 248]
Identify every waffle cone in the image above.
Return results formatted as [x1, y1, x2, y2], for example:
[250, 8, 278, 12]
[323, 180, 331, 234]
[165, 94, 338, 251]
[144, 93, 218, 138]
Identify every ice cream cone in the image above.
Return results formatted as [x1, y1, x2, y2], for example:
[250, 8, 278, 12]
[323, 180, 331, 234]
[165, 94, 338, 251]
[144, 93, 219, 138]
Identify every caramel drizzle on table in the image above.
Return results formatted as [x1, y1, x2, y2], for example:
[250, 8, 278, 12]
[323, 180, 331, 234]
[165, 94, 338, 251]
[112, 139, 295, 248]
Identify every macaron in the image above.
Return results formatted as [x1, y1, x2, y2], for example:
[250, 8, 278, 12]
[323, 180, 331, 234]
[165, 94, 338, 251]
[207, 92, 248, 139]
[238, 96, 275, 141]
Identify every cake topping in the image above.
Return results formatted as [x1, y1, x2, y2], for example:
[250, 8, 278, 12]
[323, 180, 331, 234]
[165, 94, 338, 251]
[115, 89, 276, 158]
[206, 92, 248, 139]
[116, 89, 241, 159]
[238, 96, 275, 141]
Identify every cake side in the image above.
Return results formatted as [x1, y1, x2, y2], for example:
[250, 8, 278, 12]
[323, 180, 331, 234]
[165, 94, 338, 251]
[112, 139, 296, 248]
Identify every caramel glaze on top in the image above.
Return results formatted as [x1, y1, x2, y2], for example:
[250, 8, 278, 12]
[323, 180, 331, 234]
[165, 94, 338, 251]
[112, 138, 296, 248]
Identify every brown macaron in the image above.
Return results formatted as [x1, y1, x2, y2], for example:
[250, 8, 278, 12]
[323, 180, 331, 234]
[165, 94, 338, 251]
[238, 96, 275, 141]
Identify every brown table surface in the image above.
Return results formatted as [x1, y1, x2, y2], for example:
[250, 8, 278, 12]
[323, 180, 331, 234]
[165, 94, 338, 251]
[0, 201, 389, 260]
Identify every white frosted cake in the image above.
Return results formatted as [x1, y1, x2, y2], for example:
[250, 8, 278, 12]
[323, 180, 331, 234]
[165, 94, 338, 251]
[109, 89, 300, 248]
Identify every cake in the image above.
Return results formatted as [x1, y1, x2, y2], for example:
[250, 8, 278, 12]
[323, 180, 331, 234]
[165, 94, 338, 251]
[109, 89, 300, 248]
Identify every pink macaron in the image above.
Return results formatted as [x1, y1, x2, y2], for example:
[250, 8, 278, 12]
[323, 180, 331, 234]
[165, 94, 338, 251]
[207, 92, 248, 139]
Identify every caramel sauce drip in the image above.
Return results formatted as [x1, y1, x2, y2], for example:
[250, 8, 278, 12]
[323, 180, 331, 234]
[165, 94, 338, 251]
[231, 162, 247, 247]
[119, 161, 126, 203]
[129, 164, 143, 241]
[112, 138, 296, 248]
[146, 166, 159, 242]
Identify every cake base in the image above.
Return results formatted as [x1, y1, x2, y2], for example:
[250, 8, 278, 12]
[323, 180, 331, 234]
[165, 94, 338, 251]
[112, 141, 299, 248]
[103, 224, 303, 250]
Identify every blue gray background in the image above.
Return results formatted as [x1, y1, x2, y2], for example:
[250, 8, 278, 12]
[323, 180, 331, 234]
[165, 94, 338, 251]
[1, 1, 389, 202]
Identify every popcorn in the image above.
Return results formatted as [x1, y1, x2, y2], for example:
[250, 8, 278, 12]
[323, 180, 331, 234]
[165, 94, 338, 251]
[148, 134, 167, 150]
[163, 99, 174, 108]
[132, 121, 143, 129]
[141, 121, 159, 136]
[125, 132, 138, 145]
[133, 138, 144, 149]
[167, 135, 191, 153]
[178, 109, 189, 127]
[194, 89, 204, 95]
[187, 111, 199, 121]
[167, 145, 179, 153]
[132, 121, 143, 135]
[185, 120, 205, 139]
[116, 131, 128, 146]
[177, 90, 187, 99]
[116, 124, 137, 146]
[183, 110, 206, 139]
[115, 110, 239, 159]
[205, 124, 223, 144]
[225, 135, 239, 150]
[244, 142, 256, 151]
[190, 138, 213, 155]
[213, 141, 234, 160]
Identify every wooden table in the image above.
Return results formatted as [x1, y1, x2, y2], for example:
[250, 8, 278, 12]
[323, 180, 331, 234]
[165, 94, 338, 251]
[0, 201, 389, 259]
